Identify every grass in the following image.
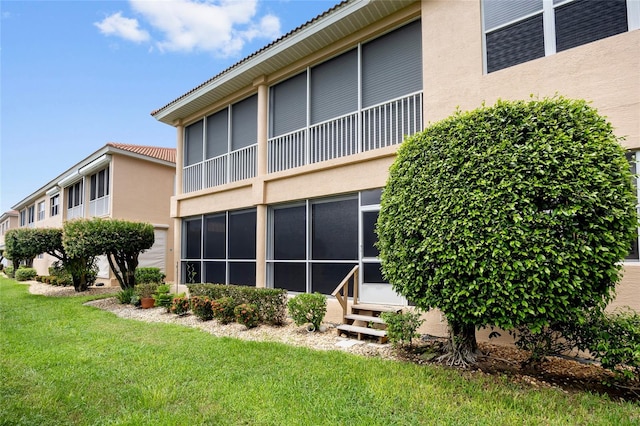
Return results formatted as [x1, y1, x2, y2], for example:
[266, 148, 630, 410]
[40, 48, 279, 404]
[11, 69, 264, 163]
[0, 276, 638, 425]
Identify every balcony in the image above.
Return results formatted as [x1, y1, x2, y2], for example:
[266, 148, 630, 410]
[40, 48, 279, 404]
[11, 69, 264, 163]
[183, 144, 257, 194]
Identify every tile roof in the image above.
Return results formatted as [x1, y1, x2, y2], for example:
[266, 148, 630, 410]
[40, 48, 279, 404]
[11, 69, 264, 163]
[107, 143, 176, 164]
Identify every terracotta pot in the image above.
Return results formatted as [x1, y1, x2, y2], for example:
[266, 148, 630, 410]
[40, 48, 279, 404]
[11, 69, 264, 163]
[140, 297, 155, 309]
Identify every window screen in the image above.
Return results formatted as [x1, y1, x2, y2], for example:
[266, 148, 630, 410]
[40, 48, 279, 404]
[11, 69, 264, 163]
[273, 263, 307, 292]
[311, 198, 358, 260]
[273, 205, 306, 260]
[310, 49, 358, 124]
[486, 14, 545, 73]
[269, 71, 307, 137]
[183, 218, 202, 259]
[232, 94, 258, 150]
[229, 262, 256, 286]
[361, 20, 422, 108]
[311, 263, 356, 295]
[228, 210, 256, 259]
[362, 211, 380, 258]
[206, 109, 228, 159]
[555, 0, 628, 52]
[204, 214, 226, 259]
[185, 120, 204, 166]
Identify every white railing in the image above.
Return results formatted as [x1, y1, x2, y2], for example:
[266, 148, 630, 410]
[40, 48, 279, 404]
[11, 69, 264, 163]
[230, 144, 257, 183]
[309, 112, 359, 164]
[267, 91, 423, 173]
[204, 155, 227, 188]
[67, 205, 84, 220]
[268, 129, 306, 173]
[89, 195, 110, 217]
[183, 144, 257, 193]
[183, 163, 203, 193]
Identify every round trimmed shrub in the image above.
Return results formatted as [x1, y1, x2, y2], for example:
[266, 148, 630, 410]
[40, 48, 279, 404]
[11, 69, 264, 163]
[377, 97, 638, 362]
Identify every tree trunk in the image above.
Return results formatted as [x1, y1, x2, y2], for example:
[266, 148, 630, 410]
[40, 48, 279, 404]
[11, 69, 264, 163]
[438, 320, 478, 367]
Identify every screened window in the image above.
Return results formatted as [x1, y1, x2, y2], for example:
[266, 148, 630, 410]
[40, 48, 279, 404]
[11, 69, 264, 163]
[311, 198, 358, 260]
[90, 167, 110, 201]
[37, 201, 45, 221]
[483, 0, 634, 73]
[27, 206, 35, 225]
[19, 210, 26, 227]
[50, 195, 59, 216]
[185, 120, 204, 166]
[626, 151, 639, 261]
[181, 209, 257, 286]
[310, 49, 358, 124]
[231, 94, 258, 151]
[67, 181, 83, 208]
[269, 71, 307, 138]
[206, 109, 228, 159]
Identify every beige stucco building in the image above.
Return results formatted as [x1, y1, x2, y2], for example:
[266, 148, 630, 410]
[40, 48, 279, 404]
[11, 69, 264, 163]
[0, 210, 19, 268]
[152, 0, 639, 334]
[10, 143, 176, 285]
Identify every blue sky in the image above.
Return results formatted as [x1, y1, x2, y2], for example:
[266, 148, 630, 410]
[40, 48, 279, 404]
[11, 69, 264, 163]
[0, 0, 338, 213]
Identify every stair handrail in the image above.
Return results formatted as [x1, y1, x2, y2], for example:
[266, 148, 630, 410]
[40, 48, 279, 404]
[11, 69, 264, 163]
[330, 265, 359, 319]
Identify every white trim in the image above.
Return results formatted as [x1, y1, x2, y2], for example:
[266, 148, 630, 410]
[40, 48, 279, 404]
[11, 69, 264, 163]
[628, 0, 640, 31]
[45, 186, 60, 196]
[79, 154, 111, 176]
[543, 0, 556, 56]
[57, 171, 81, 187]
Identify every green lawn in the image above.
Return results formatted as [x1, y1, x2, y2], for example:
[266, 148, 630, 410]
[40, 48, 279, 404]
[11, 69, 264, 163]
[0, 276, 638, 425]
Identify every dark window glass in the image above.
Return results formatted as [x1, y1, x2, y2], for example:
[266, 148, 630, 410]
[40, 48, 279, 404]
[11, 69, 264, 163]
[185, 120, 204, 166]
[363, 262, 386, 284]
[361, 188, 382, 206]
[486, 14, 545, 73]
[312, 198, 358, 260]
[228, 210, 256, 259]
[229, 262, 256, 286]
[50, 195, 59, 216]
[273, 262, 307, 292]
[273, 206, 306, 260]
[183, 218, 202, 259]
[90, 174, 97, 200]
[206, 109, 228, 159]
[311, 263, 356, 295]
[204, 214, 226, 259]
[555, 0, 627, 53]
[204, 261, 226, 284]
[183, 261, 201, 284]
[362, 211, 380, 258]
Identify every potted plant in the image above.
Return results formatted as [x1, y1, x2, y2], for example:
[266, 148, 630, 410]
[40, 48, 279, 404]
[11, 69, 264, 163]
[135, 282, 158, 309]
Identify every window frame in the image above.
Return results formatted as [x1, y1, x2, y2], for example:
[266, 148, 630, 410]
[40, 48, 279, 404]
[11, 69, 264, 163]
[37, 201, 45, 221]
[50, 194, 60, 217]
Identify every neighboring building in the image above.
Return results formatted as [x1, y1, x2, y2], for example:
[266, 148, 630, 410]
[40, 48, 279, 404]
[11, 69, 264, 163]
[11, 143, 176, 285]
[152, 0, 639, 333]
[0, 210, 19, 268]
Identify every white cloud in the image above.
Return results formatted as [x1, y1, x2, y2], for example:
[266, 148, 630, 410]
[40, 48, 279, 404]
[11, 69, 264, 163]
[97, 0, 282, 57]
[94, 11, 150, 43]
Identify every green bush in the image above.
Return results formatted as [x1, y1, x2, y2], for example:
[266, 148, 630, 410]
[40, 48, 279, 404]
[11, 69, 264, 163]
[212, 297, 236, 324]
[154, 284, 173, 311]
[134, 282, 158, 299]
[135, 267, 166, 284]
[4, 266, 15, 278]
[170, 296, 190, 316]
[234, 303, 260, 328]
[15, 267, 37, 282]
[380, 310, 425, 348]
[190, 296, 215, 321]
[116, 288, 137, 305]
[287, 293, 326, 331]
[188, 284, 287, 325]
[377, 96, 638, 364]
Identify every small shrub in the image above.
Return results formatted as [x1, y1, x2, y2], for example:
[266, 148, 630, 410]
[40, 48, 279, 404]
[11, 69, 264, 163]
[116, 288, 136, 305]
[154, 284, 173, 311]
[4, 266, 14, 278]
[288, 293, 327, 331]
[135, 267, 166, 284]
[212, 297, 236, 324]
[134, 282, 158, 299]
[15, 267, 37, 282]
[191, 296, 215, 321]
[170, 296, 190, 316]
[235, 303, 260, 328]
[380, 310, 425, 348]
[512, 322, 580, 363]
[50, 277, 58, 286]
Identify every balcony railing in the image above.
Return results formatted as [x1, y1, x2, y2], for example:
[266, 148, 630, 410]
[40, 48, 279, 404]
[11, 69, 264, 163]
[89, 195, 110, 217]
[181, 92, 423, 193]
[67, 205, 84, 220]
[183, 144, 257, 193]
[268, 91, 423, 173]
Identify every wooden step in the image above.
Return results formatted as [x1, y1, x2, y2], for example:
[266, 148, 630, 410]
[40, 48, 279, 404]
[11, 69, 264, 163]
[351, 304, 401, 314]
[336, 324, 388, 343]
[344, 313, 386, 324]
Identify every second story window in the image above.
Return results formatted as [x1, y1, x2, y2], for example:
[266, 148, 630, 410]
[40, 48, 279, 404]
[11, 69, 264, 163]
[37, 201, 45, 221]
[27, 205, 35, 226]
[89, 167, 110, 217]
[66, 180, 84, 219]
[50, 194, 59, 217]
[19, 210, 26, 227]
[483, 0, 637, 73]
[626, 151, 639, 261]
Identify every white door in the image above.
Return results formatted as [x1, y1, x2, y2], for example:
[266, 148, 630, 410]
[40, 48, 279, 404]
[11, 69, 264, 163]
[358, 206, 406, 305]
